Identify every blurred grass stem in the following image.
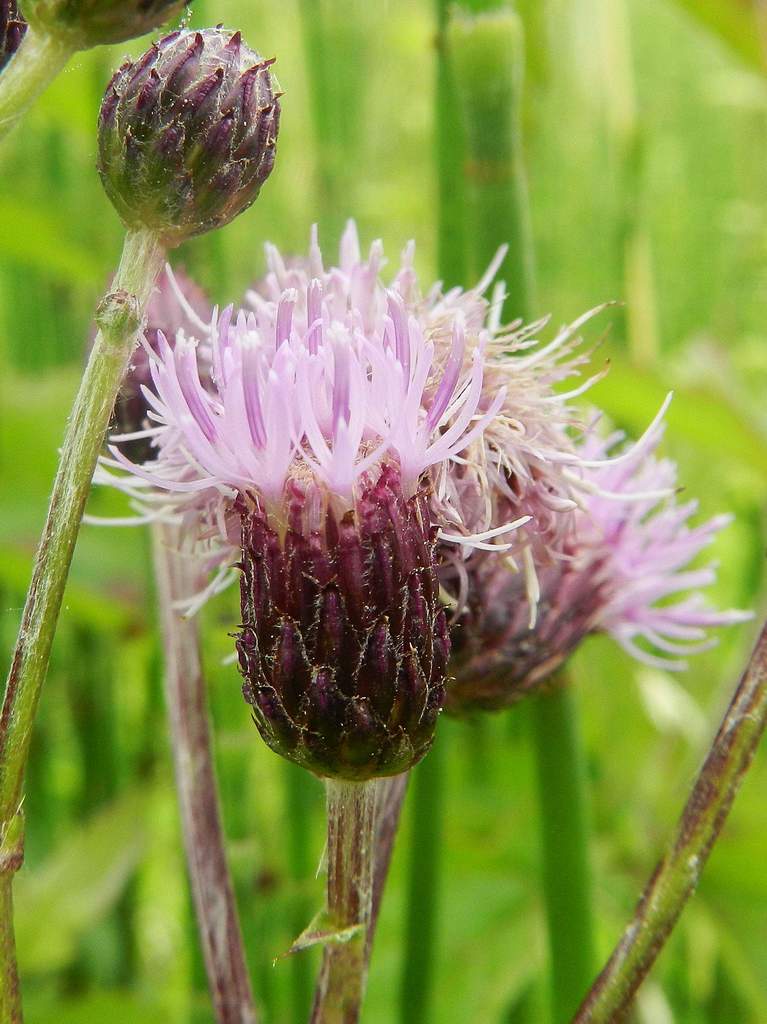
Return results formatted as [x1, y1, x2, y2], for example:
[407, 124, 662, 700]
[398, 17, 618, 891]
[0, 26, 72, 140]
[152, 523, 258, 1024]
[435, 0, 468, 289]
[400, 740, 443, 1024]
[448, 5, 536, 310]
[532, 679, 596, 1023]
[0, 226, 164, 1017]
[310, 779, 380, 1024]
[574, 619, 767, 1022]
[451, 9, 596, 1020]
[284, 762, 314, 1023]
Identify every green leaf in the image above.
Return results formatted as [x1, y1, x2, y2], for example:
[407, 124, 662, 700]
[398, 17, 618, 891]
[280, 908, 363, 959]
[16, 787, 152, 974]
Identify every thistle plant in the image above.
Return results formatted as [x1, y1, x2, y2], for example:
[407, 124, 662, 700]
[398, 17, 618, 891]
[96, 217, 634, 1020]
[0, 26, 279, 1021]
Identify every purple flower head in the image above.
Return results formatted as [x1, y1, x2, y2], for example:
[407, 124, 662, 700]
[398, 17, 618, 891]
[102, 223, 584, 777]
[448, 406, 751, 714]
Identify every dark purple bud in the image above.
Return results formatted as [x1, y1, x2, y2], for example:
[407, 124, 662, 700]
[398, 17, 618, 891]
[23, 0, 188, 48]
[98, 28, 280, 246]
[1, 0, 26, 72]
[236, 467, 448, 781]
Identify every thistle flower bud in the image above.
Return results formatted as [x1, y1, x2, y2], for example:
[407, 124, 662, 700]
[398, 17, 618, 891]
[98, 28, 280, 246]
[23, 0, 186, 48]
[237, 470, 449, 781]
[0, 0, 26, 71]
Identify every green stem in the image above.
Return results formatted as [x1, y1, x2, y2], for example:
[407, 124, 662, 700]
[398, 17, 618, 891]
[0, 26, 73, 140]
[297, 0, 371, 246]
[574, 620, 767, 1023]
[0, 815, 22, 1024]
[399, 739, 444, 1024]
[435, 0, 468, 289]
[532, 679, 596, 1024]
[447, 5, 536, 313]
[152, 524, 258, 1024]
[0, 226, 165, 1016]
[310, 779, 380, 1024]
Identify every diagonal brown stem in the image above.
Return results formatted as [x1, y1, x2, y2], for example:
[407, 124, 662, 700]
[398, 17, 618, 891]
[574, 618, 767, 1023]
[152, 523, 258, 1024]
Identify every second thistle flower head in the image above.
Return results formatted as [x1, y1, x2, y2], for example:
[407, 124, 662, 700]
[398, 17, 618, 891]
[98, 28, 280, 246]
[103, 225, 522, 779]
[447, 411, 751, 713]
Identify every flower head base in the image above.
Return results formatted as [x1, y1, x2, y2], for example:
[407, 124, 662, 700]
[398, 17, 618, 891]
[24, 0, 187, 47]
[238, 467, 448, 780]
[98, 29, 280, 246]
[0, 0, 25, 72]
[447, 415, 751, 714]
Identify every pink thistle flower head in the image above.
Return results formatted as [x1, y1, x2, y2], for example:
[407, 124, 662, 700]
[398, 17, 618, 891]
[101, 222, 541, 779]
[447, 406, 752, 713]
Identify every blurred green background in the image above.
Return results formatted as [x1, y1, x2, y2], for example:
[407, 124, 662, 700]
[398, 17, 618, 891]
[1, 0, 767, 1021]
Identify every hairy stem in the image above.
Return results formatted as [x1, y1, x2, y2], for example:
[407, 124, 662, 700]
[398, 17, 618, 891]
[152, 523, 258, 1024]
[0, 813, 22, 1024]
[0, 227, 164, 1018]
[310, 779, 380, 1024]
[574, 620, 767, 1023]
[532, 679, 596, 1023]
[0, 25, 72, 140]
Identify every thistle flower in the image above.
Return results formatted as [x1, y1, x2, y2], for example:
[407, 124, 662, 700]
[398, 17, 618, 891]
[0, 0, 25, 72]
[99, 223, 553, 779]
[447, 413, 751, 713]
[98, 28, 280, 246]
[23, 0, 187, 48]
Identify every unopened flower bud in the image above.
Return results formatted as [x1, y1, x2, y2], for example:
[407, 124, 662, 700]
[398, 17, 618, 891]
[1, 0, 26, 71]
[98, 28, 280, 246]
[23, 0, 187, 48]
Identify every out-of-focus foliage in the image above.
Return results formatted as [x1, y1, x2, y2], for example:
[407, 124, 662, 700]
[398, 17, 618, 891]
[0, 1, 766, 1022]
